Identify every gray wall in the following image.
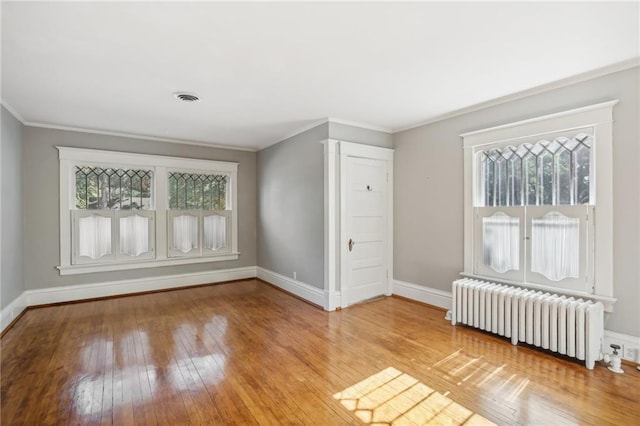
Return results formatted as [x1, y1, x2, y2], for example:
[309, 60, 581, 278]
[1, 106, 25, 309]
[257, 121, 392, 289]
[23, 127, 257, 290]
[257, 123, 328, 288]
[393, 66, 640, 337]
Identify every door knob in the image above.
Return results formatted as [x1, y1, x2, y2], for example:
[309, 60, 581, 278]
[348, 238, 355, 252]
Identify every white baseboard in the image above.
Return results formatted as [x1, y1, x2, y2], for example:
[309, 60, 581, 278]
[24, 266, 257, 307]
[604, 330, 640, 363]
[1, 292, 27, 333]
[257, 267, 324, 307]
[324, 290, 341, 312]
[392, 279, 452, 310]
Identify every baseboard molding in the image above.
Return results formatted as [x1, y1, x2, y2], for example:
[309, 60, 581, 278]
[24, 266, 257, 307]
[1, 292, 27, 334]
[604, 330, 640, 363]
[392, 279, 452, 310]
[324, 290, 341, 312]
[1, 266, 256, 335]
[256, 267, 324, 307]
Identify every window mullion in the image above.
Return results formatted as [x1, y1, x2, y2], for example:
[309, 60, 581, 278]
[155, 166, 168, 260]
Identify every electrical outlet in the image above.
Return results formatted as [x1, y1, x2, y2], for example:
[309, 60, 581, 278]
[624, 346, 636, 361]
[293, 271, 297, 280]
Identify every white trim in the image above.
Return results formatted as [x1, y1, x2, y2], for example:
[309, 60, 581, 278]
[460, 100, 618, 146]
[268, 119, 329, 147]
[57, 146, 239, 171]
[57, 146, 239, 273]
[322, 139, 340, 311]
[392, 280, 452, 310]
[327, 117, 392, 134]
[30, 121, 257, 152]
[1, 99, 26, 123]
[603, 330, 640, 363]
[461, 101, 617, 301]
[57, 253, 241, 275]
[339, 140, 394, 159]
[324, 290, 342, 312]
[395, 59, 639, 133]
[266, 117, 392, 150]
[256, 267, 325, 307]
[0, 293, 27, 334]
[27, 267, 256, 306]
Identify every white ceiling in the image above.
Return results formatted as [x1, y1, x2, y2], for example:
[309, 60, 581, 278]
[2, 2, 639, 150]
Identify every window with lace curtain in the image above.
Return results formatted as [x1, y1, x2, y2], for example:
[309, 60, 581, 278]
[475, 135, 592, 291]
[167, 172, 231, 258]
[72, 166, 155, 264]
[57, 147, 239, 275]
[462, 101, 617, 299]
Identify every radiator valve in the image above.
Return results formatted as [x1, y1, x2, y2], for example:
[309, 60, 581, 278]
[607, 344, 624, 374]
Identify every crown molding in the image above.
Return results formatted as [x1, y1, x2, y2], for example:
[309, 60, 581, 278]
[22, 121, 257, 152]
[1, 100, 26, 123]
[395, 58, 640, 134]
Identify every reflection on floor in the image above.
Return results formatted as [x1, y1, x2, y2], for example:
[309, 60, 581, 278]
[334, 367, 495, 425]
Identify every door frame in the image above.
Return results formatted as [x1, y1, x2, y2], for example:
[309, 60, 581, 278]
[322, 139, 394, 310]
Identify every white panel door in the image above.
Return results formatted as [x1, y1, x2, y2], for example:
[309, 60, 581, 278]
[343, 156, 389, 306]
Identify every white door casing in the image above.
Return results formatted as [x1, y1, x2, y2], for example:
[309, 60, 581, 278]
[322, 140, 393, 309]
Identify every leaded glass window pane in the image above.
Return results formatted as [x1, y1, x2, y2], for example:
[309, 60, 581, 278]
[556, 148, 571, 205]
[523, 151, 537, 206]
[478, 133, 592, 207]
[538, 150, 553, 205]
[75, 166, 153, 210]
[168, 172, 228, 210]
[575, 141, 591, 204]
[507, 152, 522, 207]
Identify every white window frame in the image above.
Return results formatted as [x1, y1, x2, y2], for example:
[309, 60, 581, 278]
[461, 101, 617, 311]
[57, 147, 239, 275]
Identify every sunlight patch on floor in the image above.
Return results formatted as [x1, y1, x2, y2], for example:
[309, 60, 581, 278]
[431, 349, 530, 403]
[333, 367, 495, 425]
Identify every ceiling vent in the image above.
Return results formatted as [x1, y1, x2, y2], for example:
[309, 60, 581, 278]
[173, 92, 200, 103]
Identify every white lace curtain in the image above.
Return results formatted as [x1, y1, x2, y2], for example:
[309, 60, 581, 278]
[482, 213, 520, 273]
[172, 215, 199, 253]
[120, 215, 149, 257]
[204, 215, 227, 250]
[531, 212, 579, 281]
[78, 215, 112, 259]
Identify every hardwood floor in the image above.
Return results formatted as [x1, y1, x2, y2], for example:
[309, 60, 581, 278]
[1, 279, 639, 425]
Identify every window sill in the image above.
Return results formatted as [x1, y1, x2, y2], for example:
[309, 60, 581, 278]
[459, 272, 617, 312]
[57, 253, 240, 275]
